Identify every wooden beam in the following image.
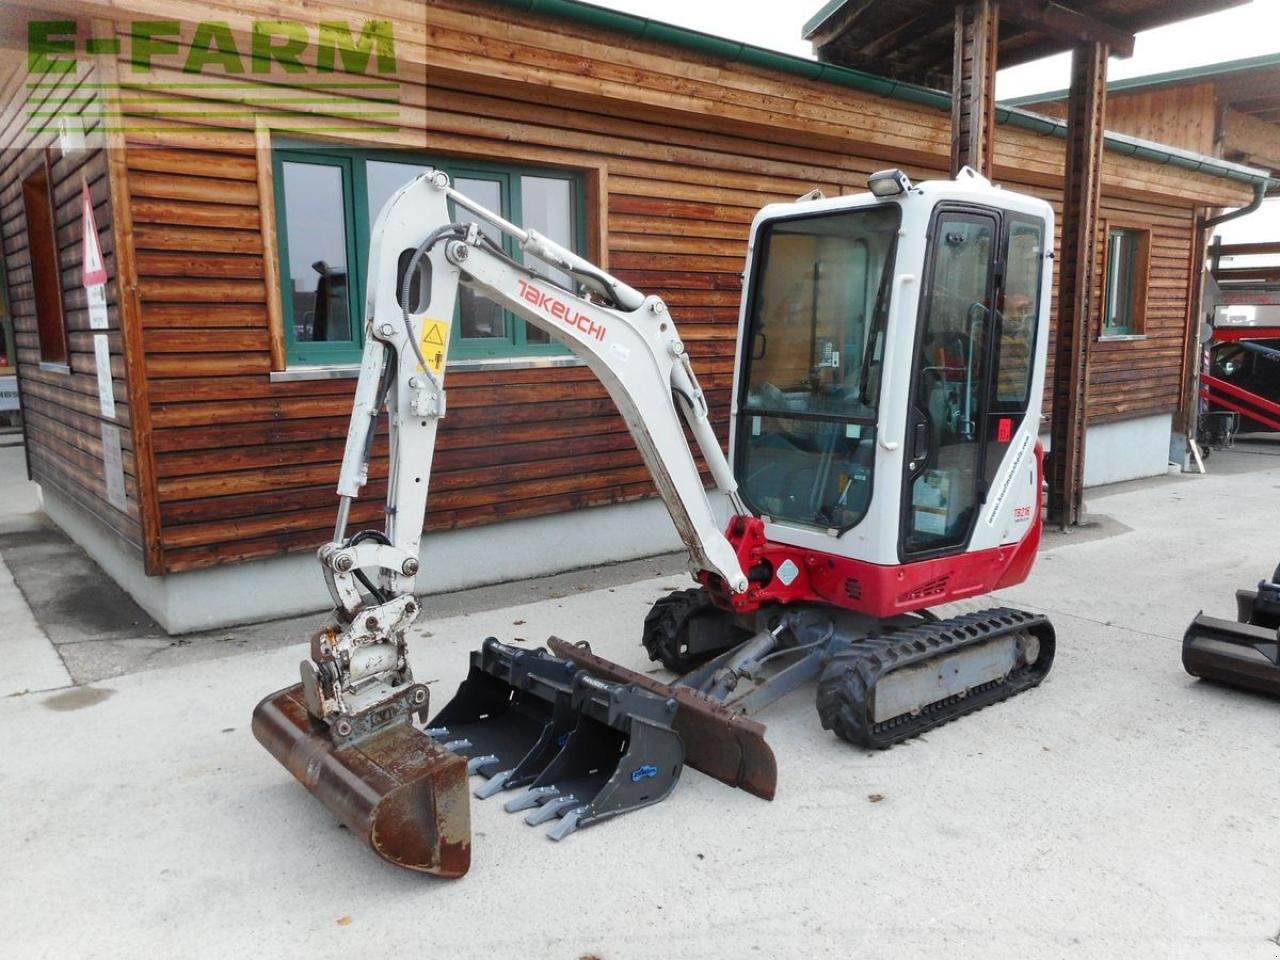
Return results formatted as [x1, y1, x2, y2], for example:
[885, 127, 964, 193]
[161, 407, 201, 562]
[1048, 41, 1107, 529]
[1211, 240, 1280, 257]
[1222, 109, 1280, 170]
[806, 0, 878, 49]
[951, 0, 999, 178]
[254, 120, 286, 373]
[95, 19, 165, 574]
[999, 0, 1135, 58]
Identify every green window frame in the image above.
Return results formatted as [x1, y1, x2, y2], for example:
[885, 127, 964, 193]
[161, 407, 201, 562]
[272, 143, 587, 365]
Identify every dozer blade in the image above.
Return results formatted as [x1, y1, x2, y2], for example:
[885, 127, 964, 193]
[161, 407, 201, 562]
[252, 684, 471, 877]
[425, 638, 581, 798]
[502, 672, 684, 840]
[1183, 612, 1280, 698]
[548, 636, 778, 801]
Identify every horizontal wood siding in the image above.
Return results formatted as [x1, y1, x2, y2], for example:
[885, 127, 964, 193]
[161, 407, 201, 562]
[2, 0, 1251, 574]
[1031, 82, 1219, 158]
[0, 53, 143, 548]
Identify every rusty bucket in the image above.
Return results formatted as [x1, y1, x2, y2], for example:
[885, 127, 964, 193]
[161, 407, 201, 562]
[252, 684, 472, 877]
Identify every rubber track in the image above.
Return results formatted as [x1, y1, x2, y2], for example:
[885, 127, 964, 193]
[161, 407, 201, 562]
[816, 607, 1056, 750]
[642, 587, 723, 674]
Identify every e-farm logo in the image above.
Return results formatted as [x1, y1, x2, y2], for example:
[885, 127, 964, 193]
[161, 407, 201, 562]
[25, 19, 404, 136]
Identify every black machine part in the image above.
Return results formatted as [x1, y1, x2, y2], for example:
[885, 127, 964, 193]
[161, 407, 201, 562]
[1183, 566, 1280, 698]
[642, 587, 752, 674]
[817, 608, 1057, 749]
[425, 638, 685, 840]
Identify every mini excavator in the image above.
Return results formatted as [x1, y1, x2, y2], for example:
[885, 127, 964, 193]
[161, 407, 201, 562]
[253, 166, 1058, 877]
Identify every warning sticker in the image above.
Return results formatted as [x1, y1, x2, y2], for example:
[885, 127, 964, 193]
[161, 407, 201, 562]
[81, 179, 107, 288]
[418, 319, 449, 376]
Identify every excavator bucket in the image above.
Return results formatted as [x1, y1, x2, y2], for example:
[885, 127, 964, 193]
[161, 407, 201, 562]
[252, 683, 471, 877]
[427, 638, 686, 839]
[548, 636, 778, 801]
[1183, 570, 1280, 698]
[425, 638, 581, 799]
[501, 671, 684, 840]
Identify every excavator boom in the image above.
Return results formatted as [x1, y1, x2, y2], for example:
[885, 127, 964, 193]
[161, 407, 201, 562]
[253, 171, 764, 875]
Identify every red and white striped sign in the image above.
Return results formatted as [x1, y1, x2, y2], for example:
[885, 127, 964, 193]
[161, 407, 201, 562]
[81, 179, 107, 288]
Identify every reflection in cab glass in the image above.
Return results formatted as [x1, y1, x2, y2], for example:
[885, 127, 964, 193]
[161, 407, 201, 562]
[738, 204, 901, 531]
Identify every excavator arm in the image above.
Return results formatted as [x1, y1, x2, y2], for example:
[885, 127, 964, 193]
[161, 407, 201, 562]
[300, 171, 749, 727]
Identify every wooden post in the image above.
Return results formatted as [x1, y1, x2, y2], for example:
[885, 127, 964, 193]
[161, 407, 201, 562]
[95, 19, 165, 575]
[950, 0, 999, 178]
[1047, 42, 1107, 529]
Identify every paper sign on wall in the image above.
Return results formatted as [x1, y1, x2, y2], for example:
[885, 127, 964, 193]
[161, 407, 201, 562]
[87, 283, 108, 330]
[82, 176, 114, 418]
[100, 422, 126, 512]
[94, 334, 115, 419]
[0, 376, 18, 413]
[418, 318, 449, 377]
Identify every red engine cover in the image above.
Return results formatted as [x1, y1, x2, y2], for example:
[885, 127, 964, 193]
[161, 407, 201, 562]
[703, 442, 1045, 618]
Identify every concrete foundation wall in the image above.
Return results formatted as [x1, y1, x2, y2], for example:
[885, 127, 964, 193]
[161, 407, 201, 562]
[42, 490, 688, 634]
[1040, 412, 1174, 488]
[46, 414, 1177, 634]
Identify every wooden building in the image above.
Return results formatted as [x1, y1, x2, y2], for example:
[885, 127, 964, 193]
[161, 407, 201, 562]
[1008, 52, 1280, 180]
[0, 0, 1271, 631]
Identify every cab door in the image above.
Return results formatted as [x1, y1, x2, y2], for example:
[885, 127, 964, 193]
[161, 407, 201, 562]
[900, 207, 999, 559]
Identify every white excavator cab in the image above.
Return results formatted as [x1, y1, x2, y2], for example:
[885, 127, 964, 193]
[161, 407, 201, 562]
[719, 169, 1054, 617]
[254, 168, 1057, 877]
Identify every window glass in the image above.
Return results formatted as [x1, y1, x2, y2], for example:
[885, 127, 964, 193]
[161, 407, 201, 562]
[742, 206, 900, 420]
[452, 176, 507, 341]
[366, 160, 430, 224]
[1104, 228, 1140, 336]
[281, 161, 352, 345]
[274, 147, 587, 365]
[521, 175, 575, 344]
[736, 205, 900, 531]
[904, 213, 996, 556]
[994, 220, 1043, 406]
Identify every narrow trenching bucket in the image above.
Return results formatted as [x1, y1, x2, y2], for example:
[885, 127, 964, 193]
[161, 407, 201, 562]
[425, 638, 582, 799]
[427, 638, 687, 839]
[502, 671, 685, 840]
[252, 683, 472, 877]
[548, 636, 778, 801]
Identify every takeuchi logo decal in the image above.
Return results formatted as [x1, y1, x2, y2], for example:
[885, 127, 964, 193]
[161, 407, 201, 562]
[517, 279, 607, 342]
[24, 19, 405, 137]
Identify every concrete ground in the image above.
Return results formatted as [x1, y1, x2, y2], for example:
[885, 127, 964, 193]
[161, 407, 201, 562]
[2, 442, 1279, 960]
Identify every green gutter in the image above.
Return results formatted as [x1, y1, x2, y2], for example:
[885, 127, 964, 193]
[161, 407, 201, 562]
[1004, 50, 1280, 107]
[480, 0, 1278, 190]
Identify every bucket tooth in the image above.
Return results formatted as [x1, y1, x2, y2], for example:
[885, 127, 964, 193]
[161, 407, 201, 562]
[546, 807, 586, 841]
[473, 770, 513, 799]
[426, 638, 581, 792]
[504, 784, 560, 813]
[467, 754, 500, 775]
[252, 683, 471, 878]
[524, 796, 582, 826]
